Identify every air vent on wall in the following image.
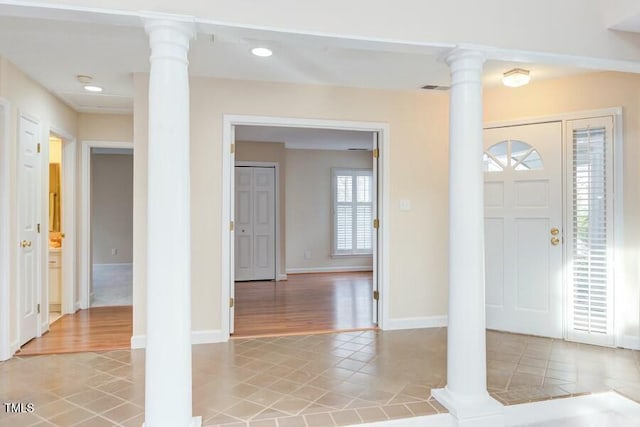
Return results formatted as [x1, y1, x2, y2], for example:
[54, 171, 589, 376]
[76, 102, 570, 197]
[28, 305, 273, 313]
[421, 84, 450, 91]
[348, 148, 368, 151]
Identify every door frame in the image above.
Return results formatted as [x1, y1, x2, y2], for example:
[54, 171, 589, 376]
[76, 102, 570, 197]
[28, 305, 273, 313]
[0, 98, 10, 360]
[234, 161, 281, 282]
[484, 107, 623, 347]
[222, 114, 390, 339]
[79, 140, 134, 309]
[48, 126, 77, 320]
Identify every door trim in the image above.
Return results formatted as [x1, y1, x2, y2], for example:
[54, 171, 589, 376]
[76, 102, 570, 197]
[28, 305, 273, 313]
[0, 98, 10, 360]
[79, 140, 134, 309]
[222, 114, 390, 339]
[48, 127, 77, 321]
[484, 107, 624, 347]
[235, 162, 281, 282]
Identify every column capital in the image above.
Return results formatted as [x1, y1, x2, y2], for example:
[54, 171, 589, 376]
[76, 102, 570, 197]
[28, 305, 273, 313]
[142, 12, 196, 64]
[444, 48, 486, 67]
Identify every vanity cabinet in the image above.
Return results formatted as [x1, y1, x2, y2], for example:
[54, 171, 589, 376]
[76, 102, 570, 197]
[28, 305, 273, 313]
[48, 249, 62, 312]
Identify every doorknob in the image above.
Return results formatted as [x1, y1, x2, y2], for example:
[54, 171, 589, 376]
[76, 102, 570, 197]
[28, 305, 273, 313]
[20, 240, 31, 248]
[550, 227, 559, 236]
[551, 237, 560, 246]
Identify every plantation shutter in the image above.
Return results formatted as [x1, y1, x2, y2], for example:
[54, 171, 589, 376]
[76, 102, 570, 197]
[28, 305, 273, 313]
[333, 169, 373, 255]
[567, 118, 614, 346]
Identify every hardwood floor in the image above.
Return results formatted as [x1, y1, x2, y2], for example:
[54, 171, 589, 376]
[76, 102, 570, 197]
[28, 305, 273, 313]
[233, 271, 377, 337]
[17, 272, 373, 354]
[17, 306, 132, 356]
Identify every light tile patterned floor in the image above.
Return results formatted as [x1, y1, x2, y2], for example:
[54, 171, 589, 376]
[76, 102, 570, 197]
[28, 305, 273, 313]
[1, 328, 639, 426]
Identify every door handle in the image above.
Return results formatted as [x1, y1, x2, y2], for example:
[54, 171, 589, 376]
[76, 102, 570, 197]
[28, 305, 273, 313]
[550, 227, 559, 236]
[551, 237, 560, 246]
[20, 240, 31, 248]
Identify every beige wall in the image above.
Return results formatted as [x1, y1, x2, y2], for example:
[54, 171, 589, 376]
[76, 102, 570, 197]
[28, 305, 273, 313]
[235, 141, 287, 277]
[0, 57, 77, 346]
[133, 74, 450, 336]
[78, 113, 133, 142]
[483, 71, 640, 339]
[286, 149, 373, 271]
[91, 153, 134, 264]
[132, 70, 640, 343]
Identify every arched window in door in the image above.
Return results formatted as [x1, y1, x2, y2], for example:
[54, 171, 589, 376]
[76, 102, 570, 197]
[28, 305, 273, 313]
[483, 140, 543, 172]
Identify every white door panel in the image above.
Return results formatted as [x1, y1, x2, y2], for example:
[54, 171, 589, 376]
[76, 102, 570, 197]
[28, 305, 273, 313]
[234, 166, 275, 282]
[484, 121, 562, 338]
[18, 115, 40, 346]
[235, 167, 253, 281]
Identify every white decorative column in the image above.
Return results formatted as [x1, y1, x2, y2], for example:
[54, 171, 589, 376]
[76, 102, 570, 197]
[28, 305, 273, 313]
[143, 16, 200, 427]
[431, 49, 503, 427]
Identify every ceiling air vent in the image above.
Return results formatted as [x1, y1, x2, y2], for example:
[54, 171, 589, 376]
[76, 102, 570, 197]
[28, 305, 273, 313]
[421, 84, 450, 91]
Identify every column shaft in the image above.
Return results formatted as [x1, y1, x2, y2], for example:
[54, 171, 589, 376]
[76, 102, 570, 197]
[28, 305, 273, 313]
[144, 18, 198, 427]
[446, 50, 487, 395]
[432, 49, 503, 425]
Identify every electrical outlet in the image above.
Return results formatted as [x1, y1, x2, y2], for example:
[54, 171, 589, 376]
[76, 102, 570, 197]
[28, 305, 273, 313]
[111, 248, 118, 255]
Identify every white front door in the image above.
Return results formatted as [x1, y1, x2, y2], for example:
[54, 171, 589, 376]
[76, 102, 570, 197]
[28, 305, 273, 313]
[234, 166, 276, 281]
[18, 114, 41, 346]
[483, 121, 563, 338]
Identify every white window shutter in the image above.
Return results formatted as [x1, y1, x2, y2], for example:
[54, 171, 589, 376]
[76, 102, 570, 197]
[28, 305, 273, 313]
[567, 118, 614, 347]
[332, 169, 373, 255]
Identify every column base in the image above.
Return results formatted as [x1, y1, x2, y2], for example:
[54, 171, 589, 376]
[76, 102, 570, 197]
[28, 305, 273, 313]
[143, 416, 202, 427]
[432, 387, 503, 427]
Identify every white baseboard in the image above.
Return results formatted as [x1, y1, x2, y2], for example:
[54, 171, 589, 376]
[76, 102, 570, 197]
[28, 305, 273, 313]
[277, 274, 288, 281]
[191, 329, 226, 345]
[384, 315, 448, 331]
[130, 334, 145, 349]
[130, 329, 226, 349]
[617, 334, 640, 350]
[286, 266, 373, 274]
[10, 339, 19, 356]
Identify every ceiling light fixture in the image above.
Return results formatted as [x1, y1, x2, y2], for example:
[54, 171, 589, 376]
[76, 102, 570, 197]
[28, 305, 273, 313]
[502, 68, 531, 88]
[76, 75, 104, 93]
[83, 85, 103, 93]
[251, 47, 273, 57]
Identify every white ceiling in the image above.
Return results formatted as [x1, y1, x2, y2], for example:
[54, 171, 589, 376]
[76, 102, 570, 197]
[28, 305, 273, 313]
[0, 13, 594, 114]
[235, 126, 374, 151]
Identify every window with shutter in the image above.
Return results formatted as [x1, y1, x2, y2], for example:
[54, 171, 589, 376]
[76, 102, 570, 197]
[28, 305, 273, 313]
[332, 168, 373, 256]
[566, 118, 614, 346]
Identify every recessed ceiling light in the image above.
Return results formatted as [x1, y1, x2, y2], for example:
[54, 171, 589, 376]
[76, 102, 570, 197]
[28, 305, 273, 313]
[502, 68, 531, 88]
[83, 85, 103, 93]
[251, 47, 273, 57]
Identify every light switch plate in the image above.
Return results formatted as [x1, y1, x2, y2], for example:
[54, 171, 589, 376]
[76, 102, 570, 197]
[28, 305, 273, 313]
[399, 199, 411, 211]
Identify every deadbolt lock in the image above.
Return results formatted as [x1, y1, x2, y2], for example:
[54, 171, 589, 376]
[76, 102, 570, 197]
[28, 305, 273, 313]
[550, 227, 559, 236]
[551, 237, 560, 246]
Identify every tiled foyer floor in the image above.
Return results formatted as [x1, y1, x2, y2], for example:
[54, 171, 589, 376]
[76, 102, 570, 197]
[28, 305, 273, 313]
[2, 328, 640, 426]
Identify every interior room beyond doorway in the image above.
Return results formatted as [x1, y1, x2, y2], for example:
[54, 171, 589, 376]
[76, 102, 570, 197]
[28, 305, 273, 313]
[90, 148, 134, 307]
[231, 123, 380, 337]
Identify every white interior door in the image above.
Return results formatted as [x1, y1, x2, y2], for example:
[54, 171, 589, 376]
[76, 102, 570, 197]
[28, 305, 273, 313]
[483, 121, 563, 338]
[234, 166, 275, 281]
[18, 114, 40, 346]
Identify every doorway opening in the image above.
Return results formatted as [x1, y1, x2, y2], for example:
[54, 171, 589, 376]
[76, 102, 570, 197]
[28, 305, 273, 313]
[47, 135, 64, 324]
[89, 147, 134, 307]
[223, 116, 389, 339]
